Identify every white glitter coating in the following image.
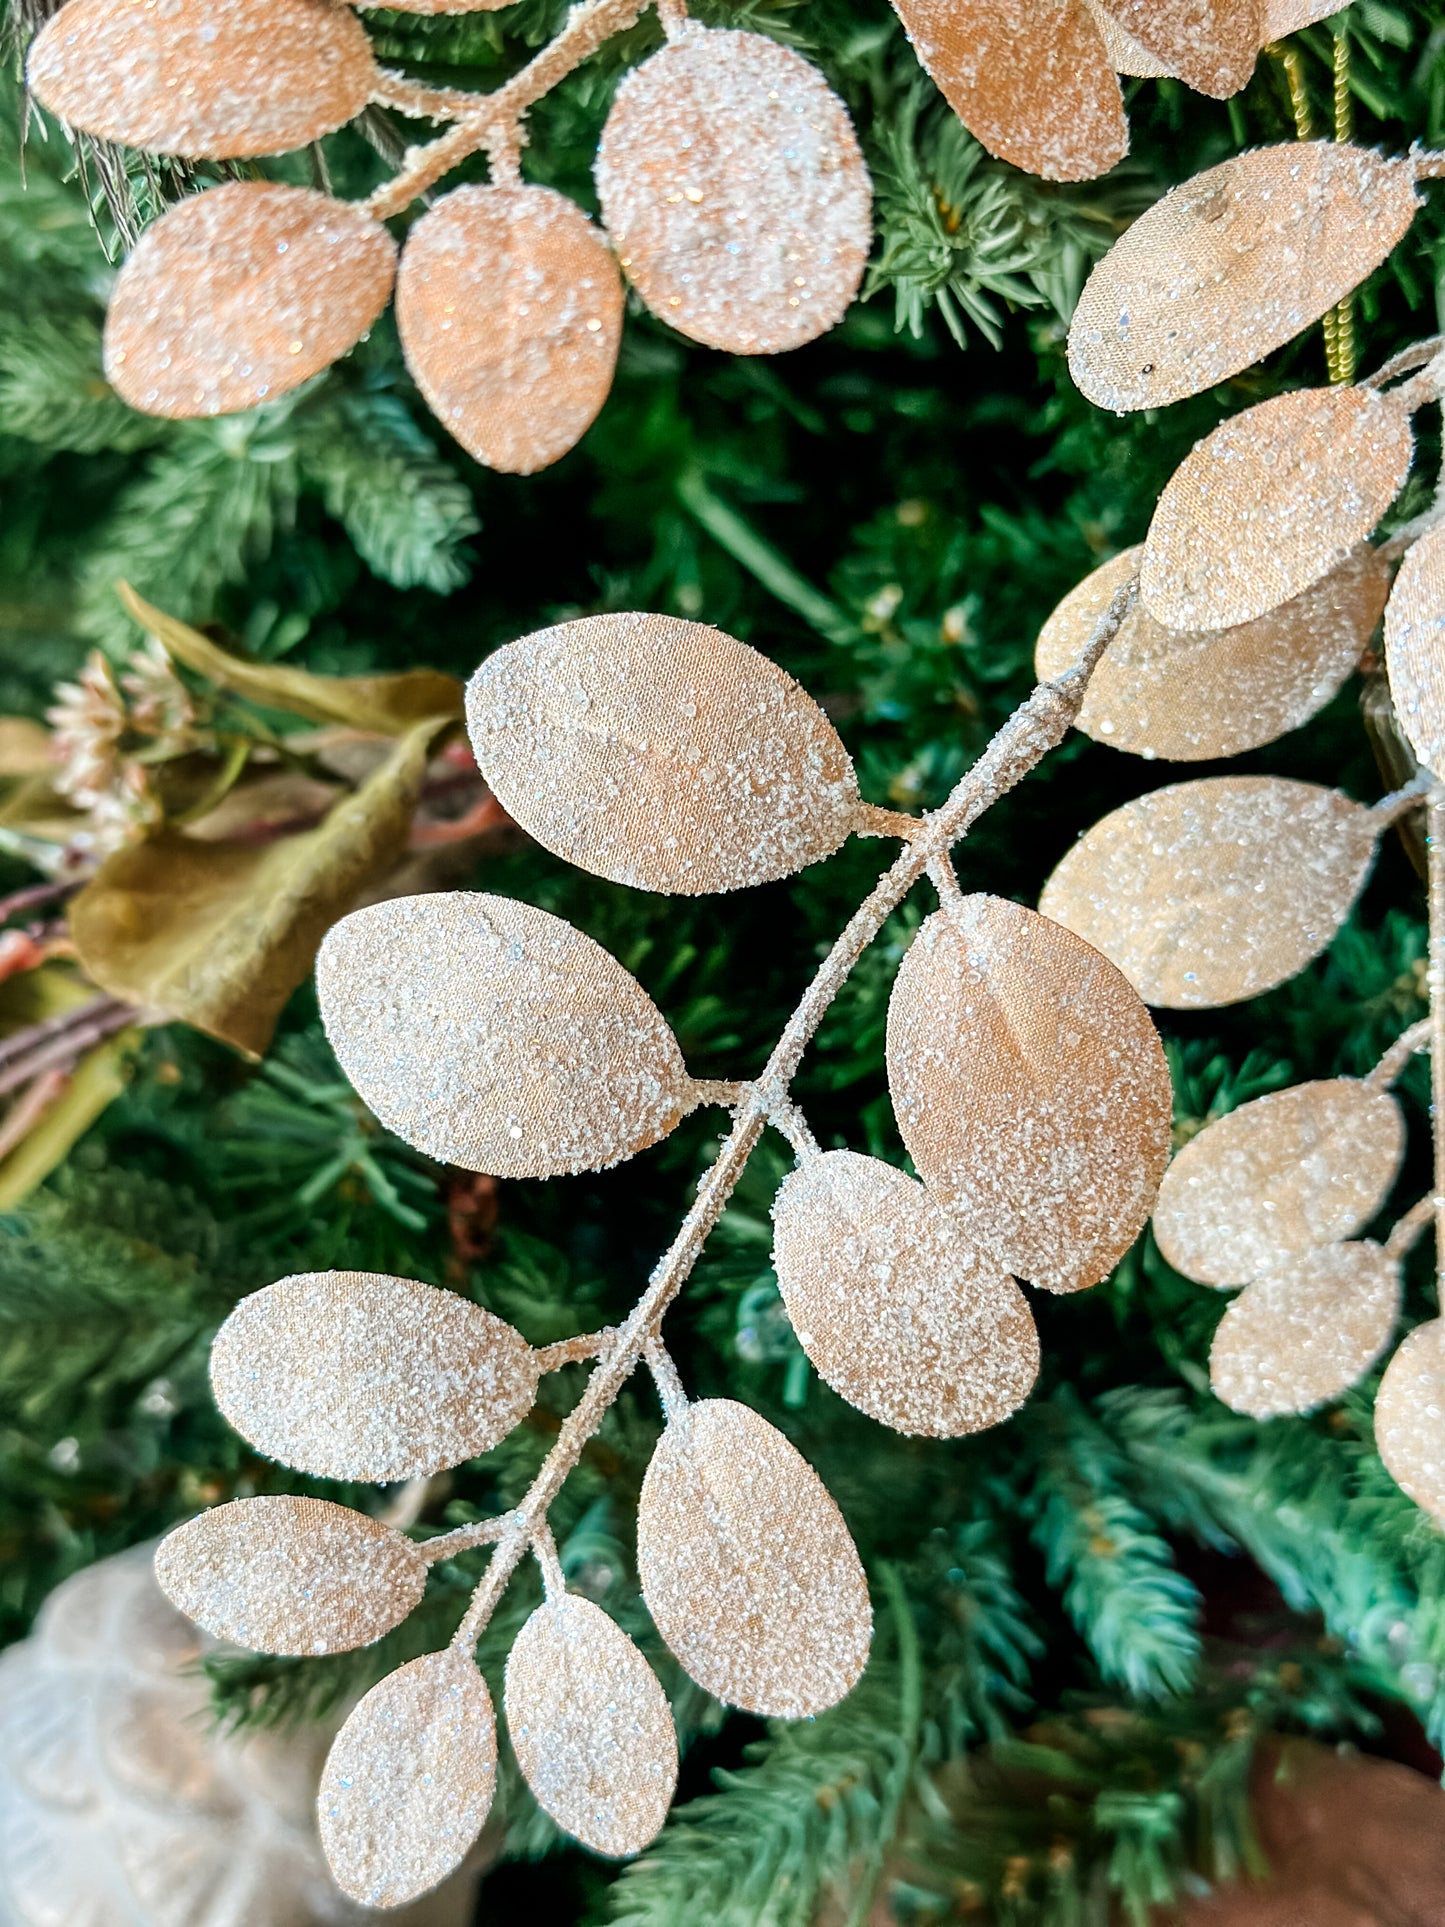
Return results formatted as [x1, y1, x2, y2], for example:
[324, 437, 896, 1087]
[1385, 521, 1445, 781]
[1209, 1241, 1400, 1418]
[1089, 0, 1259, 97]
[1377, 1319, 1445, 1525]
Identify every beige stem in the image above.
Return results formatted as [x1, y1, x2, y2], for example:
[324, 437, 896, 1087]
[1430, 790, 1445, 1303]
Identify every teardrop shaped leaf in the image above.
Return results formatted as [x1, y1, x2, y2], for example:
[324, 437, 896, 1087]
[1385, 521, 1445, 780]
[1068, 145, 1421, 411]
[1377, 1320, 1445, 1523]
[154, 1497, 426, 1655]
[210, 1270, 539, 1480]
[1210, 1242, 1400, 1418]
[637, 1398, 871, 1718]
[1091, 0, 1259, 96]
[1038, 777, 1379, 1008]
[467, 614, 864, 894]
[1154, 1080, 1405, 1287]
[771, 1151, 1040, 1434]
[319, 1649, 496, 1907]
[504, 1595, 677, 1857]
[317, 891, 695, 1176]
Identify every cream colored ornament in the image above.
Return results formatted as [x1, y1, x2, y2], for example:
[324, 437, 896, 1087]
[1376, 1319, 1445, 1523]
[594, 27, 871, 354]
[317, 892, 697, 1176]
[396, 184, 623, 476]
[1039, 777, 1379, 1007]
[770, 1150, 1039, 1435]
[466, 613, 866, 894]
[1093, 0, 1260, 97]
[1384, 521, 1445, 780]
[637, 1398, 871, 1718]
[1209, 1241, 1400, 1418]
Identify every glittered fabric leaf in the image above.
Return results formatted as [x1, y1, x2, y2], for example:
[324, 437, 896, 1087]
[396, 184, 623, 476]
[318, 1649, 496, 1908]
[154, 1497, 426, 1655]
[884, 898, 1171, 1293]
[889, 0, 1127, 183]
[503, 1595, 678, 1857]
[1068, 145, 1421, 412]
[1261, 0, 1338, 31]
[1209, 1242, 1400, 1418]
[1153, 1079, 1405, 1288]
[594, 27, 871, 354]
[104, 183, 397, 420]
[317, 891, 696, 1176]
[26, 0, 376, 160]
[466, 613, 865, 894]
[1142, 386, 1413, 632]
[1384, 521, 1445, 780]
[636, 1398, 871, 1718]
[1034, 543, 1390, 762]
[1091, 0, 1259, 97]
[210, 1270, 539, 1481]
[770, 1150, 1039, 1435]
[1377, 1320, 1445, 1524]
[1080, 0, 1172, 75]
[1039, 777, 1378, 1008]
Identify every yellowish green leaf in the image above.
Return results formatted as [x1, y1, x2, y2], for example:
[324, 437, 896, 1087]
[0, 1027, 140, 1210]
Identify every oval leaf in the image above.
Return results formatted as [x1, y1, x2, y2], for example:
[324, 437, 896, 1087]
[317, 891, 695, 1176]
[1154, 1079, 1405, 1287]
[467, 613, 864, 894]
[1038, 777, 1378, 1007]
[771, 1151, 1040, 1434]
[637, 1398, 871, 1718]
[1385, 521, 1445, 780]
[1377, 1320, 1445, 1523]
[27, 0, 375, 158]
[504, 1595, 677, 1857]
[319, 1649, 496, 1907]
[595, 28, 871, 353]
[1068, 145, 1421, 412]
[210, 1270, 539, 1481]
[1035, 544, 1390, 761]
[1092, 0, 1259, 96]
[154, 1497, 426, 1655]
[1210, 1242, 1400, 1418]
[885, 898, 1171, 1292]
[397, 183, 623, 476]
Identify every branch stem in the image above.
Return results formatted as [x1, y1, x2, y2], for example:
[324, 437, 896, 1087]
[1428, 790, 1445, 1305]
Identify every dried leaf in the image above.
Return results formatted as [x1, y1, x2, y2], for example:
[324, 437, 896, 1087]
[771, 1150, 1039, 1434]
[1209, 1242, 1400, 1418]
[504, 1595, 677, 1857]
[1039, 776, 1378, 1007]
[1377, 1320, 1445, 1523]
[595, 28, 871, 353]
[210, 1270, 539, 1481]
[1091, 0, 1260, 97]
[0, 719, 58, 777]
[637, 1398, 871, 1718]
[885, 898, 1170, 1293]
[1068, 145, 1421, 411]
[0, 1028, 140, 1212]
[1384, 522, 1445, 780]
[154, 1496, 426, 1654]
[319, 1649, 496, 1907]
[466, 612, 864, 895]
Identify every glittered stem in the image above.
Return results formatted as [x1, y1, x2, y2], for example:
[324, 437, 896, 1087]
[1386, 1194, 1435, 1261]
[1429, 789, 1445, 1306]
[1366, 1017, 1431, 1090]
[1370, 770, 1434, 827]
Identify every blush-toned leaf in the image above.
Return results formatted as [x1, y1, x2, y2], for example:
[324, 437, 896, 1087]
[210, 1270, 538, 1481]
[1068, 145, 1421, 411]
[1261, 0, 1338, 31]
[319, 1649, 496, 1907]
[885, 898, 1170, 1293]
[1039, 777, 1378, 1008]
[771, 1151, 1039, 1434]
[504, 1595, 677, 1857]
[595, 29, 871, 353]
[154, 1497, 426, 1655]
[1209, 1242, 1400, 1418]
[1091, 0, 1259, 97]
[1080, 0, 1172, 74]
[318, 891, 695, 1176]
[637, 1398, 871, 1718]
[466, 612, 864, 895]
[1377, 1320, 1445, 1523]
[1153, 1079, 1405, 1287]
[1384, 522, 1445, 780]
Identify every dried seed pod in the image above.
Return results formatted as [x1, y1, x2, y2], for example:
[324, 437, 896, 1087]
[885, 898, 1171, 1293]
[771, 1151, 1039, 1435]
[26, 0, 375, 159]
[105, 183, 396, 419]
[1377, 1320, 1445, 1523]
[317, 893, 696, 1177]
[1068, 145, 1421, 411]
[396, 184, 623, 476]
[1035, 544, 1389, 761]
[466, 613, 865, 894]
[1209, 1242, 1400, 1418]
[504, 1595, 677, 1857]
[1153, 1080, 1405, 1287]
[1142, 386, 1413, 632]
[319, 1649, 496, 1907]
[889, 0, 1127, 182]
[1384, 521, 1445, 780]
[210, 1270, 539, 1481]
[1091, 0, 1259, 97]
[594, 27, 871, 353]
[1081, 0, 1172, 75]
[154, 1497, 426, 1655]
[637, 1399, 871, 1718]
